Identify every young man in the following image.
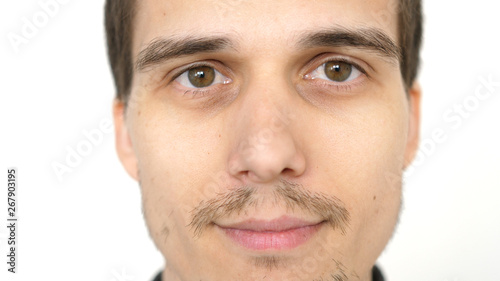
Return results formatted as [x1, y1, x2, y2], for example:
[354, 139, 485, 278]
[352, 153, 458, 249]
[106, 0, 423, 280]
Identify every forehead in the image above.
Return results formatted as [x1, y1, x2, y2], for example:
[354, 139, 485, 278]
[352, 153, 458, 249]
[132, 0, 399, 59]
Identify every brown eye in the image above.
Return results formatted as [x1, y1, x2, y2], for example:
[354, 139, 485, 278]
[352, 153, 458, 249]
[324, 61, 353, 82]
[188, 66, 216, 88]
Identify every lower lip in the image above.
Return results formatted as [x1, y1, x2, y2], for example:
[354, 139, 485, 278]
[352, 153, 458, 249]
[220, 223, 323, 251]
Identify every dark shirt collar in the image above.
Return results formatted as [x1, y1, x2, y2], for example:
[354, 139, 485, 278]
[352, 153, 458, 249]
[372, 265, 385, 281]
[152, 265, 385, 281]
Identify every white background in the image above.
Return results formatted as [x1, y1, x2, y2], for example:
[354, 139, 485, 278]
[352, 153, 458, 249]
[0, 1, 499, 281]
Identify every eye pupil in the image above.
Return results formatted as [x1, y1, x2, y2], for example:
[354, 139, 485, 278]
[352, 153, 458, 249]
[324, 61, 352, 82]
[188, 66, 215, 88]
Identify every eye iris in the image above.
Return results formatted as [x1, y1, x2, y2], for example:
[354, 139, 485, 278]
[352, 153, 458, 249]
[324, 61, 352, 82]
[188, 66, 215, 88]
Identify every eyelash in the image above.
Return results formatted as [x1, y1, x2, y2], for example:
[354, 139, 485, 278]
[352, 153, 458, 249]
[304, 56, 369, 93]
[182, 89, 211, 97]
[170, 61, 229, 98]
[307, 57, 367, 78]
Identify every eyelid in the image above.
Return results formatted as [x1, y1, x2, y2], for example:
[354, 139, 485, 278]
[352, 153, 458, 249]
[299, 54, 370, 96]
[303, 54, 369, 78]
[164, 61, 233, 99]
[169, 60, 233, 86]
[176, 68, 230, 90]
[304, 61, 362, 84]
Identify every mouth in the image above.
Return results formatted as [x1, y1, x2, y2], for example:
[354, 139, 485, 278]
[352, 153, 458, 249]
[216, 216, 325, 251]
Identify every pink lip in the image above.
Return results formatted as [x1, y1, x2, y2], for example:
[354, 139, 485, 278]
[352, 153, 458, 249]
[217, 216, 324, 250]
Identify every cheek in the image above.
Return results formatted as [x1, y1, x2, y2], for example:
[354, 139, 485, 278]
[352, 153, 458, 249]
[309, 95, 408, 263]
[308, 90, 409, 224]
[313, 100, 408, 182]
[350, 104, 407, 206]
[128, 104, 228, 235]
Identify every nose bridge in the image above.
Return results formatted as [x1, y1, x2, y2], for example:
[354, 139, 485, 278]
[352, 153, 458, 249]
[240, 60, 297, 132]
[245, 85, 291, 133]
[241, 95, 290, 153]
[228, 72, 305, 183]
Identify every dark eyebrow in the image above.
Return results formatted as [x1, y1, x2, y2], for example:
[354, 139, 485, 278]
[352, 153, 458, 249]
[297, 27, 401, 64]
[135, 36, 233, 71]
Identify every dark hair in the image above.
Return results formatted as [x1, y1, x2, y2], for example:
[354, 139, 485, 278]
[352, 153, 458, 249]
[398, 0, 423, 91]
[105, 0, 135, 102]
[105, 0, 423, 102]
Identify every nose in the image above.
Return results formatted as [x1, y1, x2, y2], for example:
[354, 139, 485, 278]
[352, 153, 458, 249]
[227, 85, 306, 184]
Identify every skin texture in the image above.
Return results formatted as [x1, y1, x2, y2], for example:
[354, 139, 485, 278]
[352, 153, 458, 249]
[113, 0, 421, 280]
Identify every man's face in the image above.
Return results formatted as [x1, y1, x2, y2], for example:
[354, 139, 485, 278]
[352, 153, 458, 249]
[114, 0, 420, 280]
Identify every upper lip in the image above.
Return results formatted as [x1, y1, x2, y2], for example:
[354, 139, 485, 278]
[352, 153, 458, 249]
[216, 216, 323, 232]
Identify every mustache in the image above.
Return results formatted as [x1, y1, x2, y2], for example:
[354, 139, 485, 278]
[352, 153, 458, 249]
[188, 179, 350, 237]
